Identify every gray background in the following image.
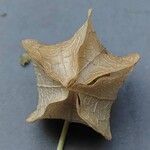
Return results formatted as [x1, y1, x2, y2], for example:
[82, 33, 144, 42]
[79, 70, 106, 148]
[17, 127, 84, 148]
[0, 0, 149, 150]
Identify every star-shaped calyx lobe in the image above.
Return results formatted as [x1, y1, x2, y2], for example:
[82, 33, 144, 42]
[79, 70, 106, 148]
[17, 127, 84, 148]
[22, 9, 140, 140]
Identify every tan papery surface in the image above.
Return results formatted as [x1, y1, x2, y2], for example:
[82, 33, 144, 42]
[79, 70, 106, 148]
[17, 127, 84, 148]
[22, 9, 140, 140]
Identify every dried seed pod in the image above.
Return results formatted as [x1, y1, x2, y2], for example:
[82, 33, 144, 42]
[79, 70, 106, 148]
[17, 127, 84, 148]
[22, 9, 140, 140]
